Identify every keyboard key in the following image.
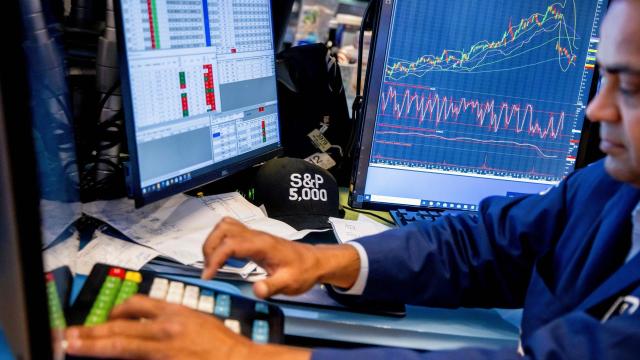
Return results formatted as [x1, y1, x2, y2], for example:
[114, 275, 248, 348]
[254, 302, 269, 315]
[108, 267, 126, 279]
[149, 278, 169, 300]
[46, 276, 66, 329]
[197, 290, 215, 313]
[214, 294, 231, 317]
[125, 271, 142, 284]
[166, 281, 185, 304]
[252, 320, 269, 343]
[115, 272, 141, 306]
[224, 319, 241, 334]
[85, 273, 123, 326]
[182, 286, 200, 309]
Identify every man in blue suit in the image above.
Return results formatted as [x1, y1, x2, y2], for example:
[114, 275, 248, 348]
[65, 0, 640, 359]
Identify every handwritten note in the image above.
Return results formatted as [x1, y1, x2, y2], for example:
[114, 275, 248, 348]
[75, 232, 160, 275]
[329, 215, 391, 243]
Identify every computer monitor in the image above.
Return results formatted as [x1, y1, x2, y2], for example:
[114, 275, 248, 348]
[350, 0, 609, 211]
[114, 0, 283, 207]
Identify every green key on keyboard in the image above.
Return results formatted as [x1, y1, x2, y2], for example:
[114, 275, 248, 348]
[84, 268, 129, 326]
[115, 271, 142, 306]
[45, 273, 66, 330]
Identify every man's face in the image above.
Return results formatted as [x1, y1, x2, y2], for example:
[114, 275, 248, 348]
[586, 0, 640, 186]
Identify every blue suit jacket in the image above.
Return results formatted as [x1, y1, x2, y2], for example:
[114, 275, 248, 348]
[313, 161, 640, 359]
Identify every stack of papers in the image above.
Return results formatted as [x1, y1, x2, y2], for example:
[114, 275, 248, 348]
[42, 228, 267, 280]
[71, 192, 319, 281]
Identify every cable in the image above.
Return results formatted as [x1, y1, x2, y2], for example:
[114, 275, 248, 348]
[355, 0, 375, 103]
[347, 0, 377, 157]
[96, 79, 121, 114]
[342, 205, 396, 226]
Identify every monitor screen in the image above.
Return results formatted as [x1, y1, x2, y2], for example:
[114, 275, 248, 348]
[116, 0, 282, 206]
[351, 0, 608, 211]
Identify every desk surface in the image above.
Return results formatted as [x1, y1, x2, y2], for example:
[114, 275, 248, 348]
[127, 276, 520, 351]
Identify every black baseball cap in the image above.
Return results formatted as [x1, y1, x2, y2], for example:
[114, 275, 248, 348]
[254, 158, 339, 230]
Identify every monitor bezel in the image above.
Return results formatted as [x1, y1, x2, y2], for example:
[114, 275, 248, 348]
[349, 0, 607, 212]
[114, 0, 284, 208]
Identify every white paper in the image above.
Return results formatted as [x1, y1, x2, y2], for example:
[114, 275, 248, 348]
[329, 215, 391, 243]
[42, 232, 80, 272]
[82, 192, 332, 273]
[75, 232, 161, 275]
[83, 194, 221, 265]
[200, 192, 266, 222]
[202, 193, 314, 240]
[40, 199, 81, 248]
[245, 217, 297, 238]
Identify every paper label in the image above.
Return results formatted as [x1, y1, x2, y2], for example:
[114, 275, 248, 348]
[307, 129, 332, 152]
[305, 152, 337, 170]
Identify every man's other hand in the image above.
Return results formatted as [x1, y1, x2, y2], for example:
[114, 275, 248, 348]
[64, 295, 311, 360]
[202, 217, 361, 299]
[64, 295, 252, 360]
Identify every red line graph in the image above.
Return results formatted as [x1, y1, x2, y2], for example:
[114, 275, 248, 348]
[380, 85, 566, 140]
[375, 130, 561, 158]
[372, 155, 556, 177]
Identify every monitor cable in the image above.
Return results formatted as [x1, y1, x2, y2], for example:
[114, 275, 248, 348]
[342, 205, 396, 226]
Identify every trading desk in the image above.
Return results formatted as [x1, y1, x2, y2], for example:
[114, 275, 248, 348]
[0, 190, 520, 356]
[0, 261, 519, 358]
[66, 275, 520, 352]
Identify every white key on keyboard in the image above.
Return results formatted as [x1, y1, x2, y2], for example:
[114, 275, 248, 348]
[197, 293, 215, 313]
[148, 278, 169, 300]
[182, 286, 200, 309]
[165, 281, 184, 304]
[224, 319, 241, 334]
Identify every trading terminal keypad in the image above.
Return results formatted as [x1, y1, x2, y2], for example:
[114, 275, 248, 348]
[68, 264, 284, 344]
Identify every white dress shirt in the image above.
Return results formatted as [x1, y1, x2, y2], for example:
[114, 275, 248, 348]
[626, 201, 640, 263]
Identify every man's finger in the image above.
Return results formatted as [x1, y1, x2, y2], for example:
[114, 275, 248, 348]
[205, 233, 273, 276]
[202, 218, 244, 267]
[65, 336, 160, 359]
[202, 241, 236, 280]
[253, 272, 290, 299]
[109, 295, 168, 320]
[66, 320, 169, 341]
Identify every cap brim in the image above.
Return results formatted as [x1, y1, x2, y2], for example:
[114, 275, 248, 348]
[272, 214, 332, 231]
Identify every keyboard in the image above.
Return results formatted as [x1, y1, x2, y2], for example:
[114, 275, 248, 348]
[67, 264, 284, 344]
[389, 209, 444, 226]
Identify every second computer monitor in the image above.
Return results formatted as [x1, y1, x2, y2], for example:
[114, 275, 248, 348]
[116, 0, 282, 206]
[351, 0, 608, 211]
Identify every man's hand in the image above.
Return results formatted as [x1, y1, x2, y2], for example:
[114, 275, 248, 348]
[64, 295, 310, 360]
[202, 217, 361, 298]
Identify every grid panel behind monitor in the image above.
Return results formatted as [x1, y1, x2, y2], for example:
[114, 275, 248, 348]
[116, 0, 282, 206]
[351, 0, 608, 211]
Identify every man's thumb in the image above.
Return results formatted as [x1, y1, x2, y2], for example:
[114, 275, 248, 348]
[253, 275, 288, 299]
